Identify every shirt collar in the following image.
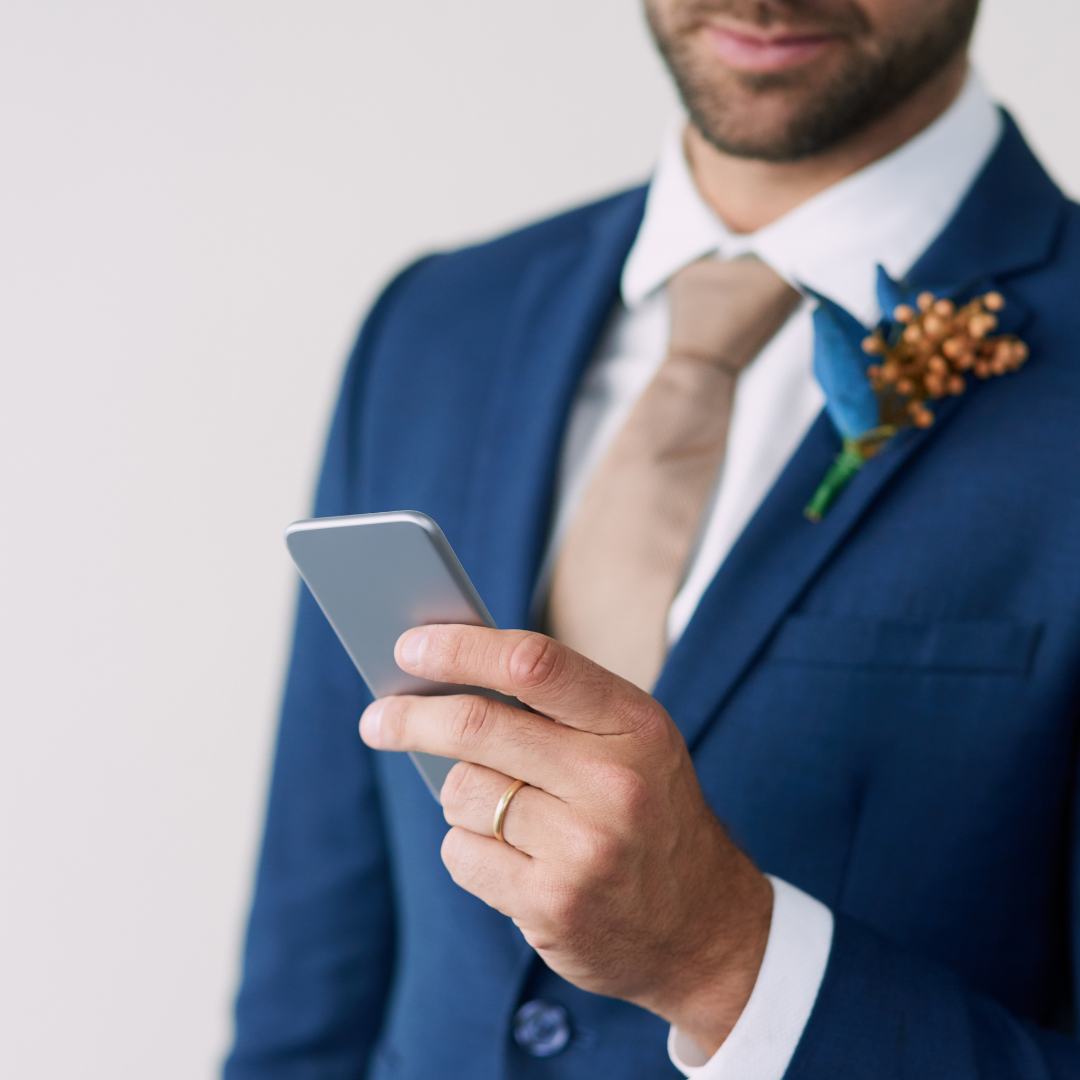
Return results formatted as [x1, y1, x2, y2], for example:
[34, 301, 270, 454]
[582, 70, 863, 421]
[621, 69, 1003, 325]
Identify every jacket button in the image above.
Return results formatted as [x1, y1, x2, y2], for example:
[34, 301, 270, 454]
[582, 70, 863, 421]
[512, 999, 572, 1057]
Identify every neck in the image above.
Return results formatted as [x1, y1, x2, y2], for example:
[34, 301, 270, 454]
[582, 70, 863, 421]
[686, 55, 970, 234]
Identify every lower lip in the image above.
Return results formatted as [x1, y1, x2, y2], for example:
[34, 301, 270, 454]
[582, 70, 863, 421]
[705, 26, 838, 72]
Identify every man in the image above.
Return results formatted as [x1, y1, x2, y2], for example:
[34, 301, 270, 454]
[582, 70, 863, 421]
[226, 1, 1080, 1076]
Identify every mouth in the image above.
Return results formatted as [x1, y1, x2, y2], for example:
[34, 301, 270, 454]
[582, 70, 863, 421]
[703, 21, 842, 73]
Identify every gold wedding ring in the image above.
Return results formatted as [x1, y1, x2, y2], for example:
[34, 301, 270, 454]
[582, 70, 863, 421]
[492, 778, 527, 844]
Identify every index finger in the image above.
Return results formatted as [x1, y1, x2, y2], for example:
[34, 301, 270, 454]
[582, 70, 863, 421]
[394, 624, 649, 735]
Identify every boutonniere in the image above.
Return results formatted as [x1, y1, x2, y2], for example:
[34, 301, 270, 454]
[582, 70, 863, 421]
[803, 266, 1030, 521]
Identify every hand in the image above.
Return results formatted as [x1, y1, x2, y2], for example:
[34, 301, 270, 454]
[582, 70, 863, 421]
[359, 625, 773, 1054]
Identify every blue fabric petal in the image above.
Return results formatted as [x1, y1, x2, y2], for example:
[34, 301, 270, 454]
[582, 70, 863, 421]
[801, 283, 880, 440]
[875, 264, 910, 322]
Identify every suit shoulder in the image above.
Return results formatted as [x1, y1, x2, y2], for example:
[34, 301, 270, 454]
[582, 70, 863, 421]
[445, 185, 646, 265]
[382, 185, 645, 315]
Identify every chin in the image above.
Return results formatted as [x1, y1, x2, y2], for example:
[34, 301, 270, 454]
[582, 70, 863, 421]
[683, 57, 852, 158]
[697, 93, 816, 146]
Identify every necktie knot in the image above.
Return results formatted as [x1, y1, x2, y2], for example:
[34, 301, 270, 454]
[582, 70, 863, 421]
[666, 254, 800, 374]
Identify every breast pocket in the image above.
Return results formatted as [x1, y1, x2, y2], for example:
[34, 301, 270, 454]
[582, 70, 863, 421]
[766, 614, 1042, 675]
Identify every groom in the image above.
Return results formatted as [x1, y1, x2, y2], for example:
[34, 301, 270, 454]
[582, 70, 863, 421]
[227, 1, 1080, 1077]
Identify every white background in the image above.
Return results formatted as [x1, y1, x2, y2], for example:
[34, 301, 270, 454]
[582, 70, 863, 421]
[0, 2, 1075, 1077]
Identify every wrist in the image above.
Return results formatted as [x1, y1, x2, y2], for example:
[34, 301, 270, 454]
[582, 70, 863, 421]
[644, 845, 773, 1057]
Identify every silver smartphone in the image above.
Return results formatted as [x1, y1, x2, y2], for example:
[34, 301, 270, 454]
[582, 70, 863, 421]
[284, 509, 506, 799]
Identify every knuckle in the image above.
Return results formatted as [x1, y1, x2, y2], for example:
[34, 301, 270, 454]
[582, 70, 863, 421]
[615, 692, 667, 740]
[596, 761, 651, 818]
[449, 694, 494, 746]
[544, 879, 585, 932]
[616, 769, 651, 815]
[439, 761, 472, 816]
[443, 629, 471, 673]
[569, 822, 619, 875]
[507, 632, 562, 691]
[609, 693, 652, 736]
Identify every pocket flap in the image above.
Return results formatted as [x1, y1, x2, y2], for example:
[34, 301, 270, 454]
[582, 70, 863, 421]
[768, 614, 1041, 674]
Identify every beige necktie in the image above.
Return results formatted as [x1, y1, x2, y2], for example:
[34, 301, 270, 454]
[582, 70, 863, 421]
[542, 255, 800, 690]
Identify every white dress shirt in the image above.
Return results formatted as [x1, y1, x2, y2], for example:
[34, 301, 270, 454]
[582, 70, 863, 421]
[528, 70, 1002, 1077]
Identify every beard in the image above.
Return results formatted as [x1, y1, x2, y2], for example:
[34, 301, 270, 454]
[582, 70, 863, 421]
[645, 0, 980, 162]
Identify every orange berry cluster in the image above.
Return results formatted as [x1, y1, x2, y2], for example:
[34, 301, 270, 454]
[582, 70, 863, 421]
[862, 290, 1028, 429]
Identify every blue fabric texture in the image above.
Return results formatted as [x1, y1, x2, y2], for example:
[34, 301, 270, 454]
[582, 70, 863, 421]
[804, 283, 880, 440]
[224, 115, 1080, 1078]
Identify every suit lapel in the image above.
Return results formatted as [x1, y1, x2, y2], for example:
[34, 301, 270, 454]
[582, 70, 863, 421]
[464, 190, 648, 631]
[655, 113, 1067, 751]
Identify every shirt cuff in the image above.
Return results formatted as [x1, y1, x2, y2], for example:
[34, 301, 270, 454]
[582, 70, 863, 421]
[667, 874, 834, 1078]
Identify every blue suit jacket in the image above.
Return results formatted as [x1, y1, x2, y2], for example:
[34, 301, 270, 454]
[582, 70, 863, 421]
[226, 116, 1080, 1078]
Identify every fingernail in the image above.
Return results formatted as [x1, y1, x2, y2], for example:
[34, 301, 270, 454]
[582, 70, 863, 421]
[360, 700, 385, 745]
[397, 628, 428, 669]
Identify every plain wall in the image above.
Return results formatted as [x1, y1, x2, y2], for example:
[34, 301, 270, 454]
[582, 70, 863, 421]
[1, 3, 1075, 1077]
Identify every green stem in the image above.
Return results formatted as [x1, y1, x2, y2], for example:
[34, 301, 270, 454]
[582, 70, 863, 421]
[804, 442, 866, 522]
